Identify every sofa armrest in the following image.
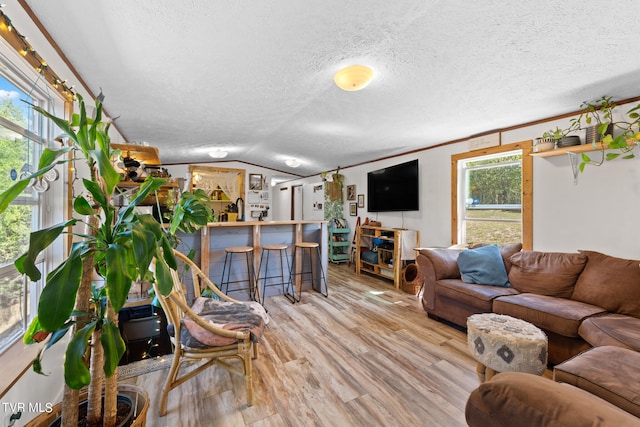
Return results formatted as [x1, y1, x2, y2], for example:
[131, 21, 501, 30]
[466, 372, 638, 427]
[417, 248, 463, 311]
[418, 248, 463, 280]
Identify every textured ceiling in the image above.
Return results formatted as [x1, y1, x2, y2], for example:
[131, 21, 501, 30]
[20, 0, 640, 176]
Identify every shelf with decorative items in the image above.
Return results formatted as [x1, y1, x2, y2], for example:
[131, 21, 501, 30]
[328, 227, 351, 263]
[111, 144, 180, 220]
[529, 141, 637, 158]
[530, 96, 640, 184]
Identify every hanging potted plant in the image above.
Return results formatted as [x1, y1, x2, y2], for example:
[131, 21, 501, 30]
[0, 94, 211, 426]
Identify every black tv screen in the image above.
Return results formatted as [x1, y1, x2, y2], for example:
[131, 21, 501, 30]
[367, 159, 419, 212]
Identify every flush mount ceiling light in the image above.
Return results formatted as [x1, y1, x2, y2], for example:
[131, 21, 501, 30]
[334, 65, 374, 91]
[208, 149, 228, 158]
[285, 159, 301, 168]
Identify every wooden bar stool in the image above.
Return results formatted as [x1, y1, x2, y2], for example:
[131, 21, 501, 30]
[286, 241, 328, 303]
[256, 243, 290, 306]
[220, 246, 257, 301]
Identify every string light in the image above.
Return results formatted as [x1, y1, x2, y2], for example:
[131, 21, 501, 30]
[0, 11, 75, 100]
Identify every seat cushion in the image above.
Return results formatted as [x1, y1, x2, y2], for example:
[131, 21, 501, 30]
[553, 346, 640, 418]
[168, 297, 267, 349]
[571, 250, 640, 317]
[436, 279, 518, 310]
[465, 372, 639, 427]
[579, 313, 640, 351]
[493, 293, 606, 338]
[507, 251, 587, 298]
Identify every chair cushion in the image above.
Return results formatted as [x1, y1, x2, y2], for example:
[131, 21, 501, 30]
[458, 245, 510, 287]
[168, 298, 268, 349]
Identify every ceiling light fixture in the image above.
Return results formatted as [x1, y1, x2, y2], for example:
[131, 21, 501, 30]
[334, 64, 374, 91]
[285, 159, 301, 168]
[208, 149, 228, 158]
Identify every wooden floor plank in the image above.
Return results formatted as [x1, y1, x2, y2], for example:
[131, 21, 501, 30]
[123, 263, 495, 426]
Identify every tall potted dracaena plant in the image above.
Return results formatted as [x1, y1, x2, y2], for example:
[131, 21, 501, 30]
[0, 94, 211, 426]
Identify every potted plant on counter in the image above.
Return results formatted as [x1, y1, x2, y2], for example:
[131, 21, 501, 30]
[0, 94, 211, 426]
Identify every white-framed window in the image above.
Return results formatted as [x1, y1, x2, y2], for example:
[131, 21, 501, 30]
[0, 57, 62, 353]
[457, 149, 522, 246]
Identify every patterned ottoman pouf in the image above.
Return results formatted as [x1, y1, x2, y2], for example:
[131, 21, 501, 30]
[467, 313, 548, 381]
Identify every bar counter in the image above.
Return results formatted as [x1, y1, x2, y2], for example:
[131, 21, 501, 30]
[200, 220, 328, 300]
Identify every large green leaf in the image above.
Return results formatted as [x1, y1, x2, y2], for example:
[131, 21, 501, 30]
[102, 319, 125, 378]
[64, 321, 96, 390]
[73, 196, 94, 216]
[87, 99, 103, 153]
[116, 177, 166, 222]
[32, 104, 79, 147]
[23, 316, 43, 345]
[75, 95, 90, 154]
[38, 244, 84, 331]
[89, 147, 120, 196]
[0, 179, 30, 214]
[154, 255, 174, 296]
[0, 158, 68, 214]
[83, 178, 107, 211]
[170, 190, 213, 235]
[105, 244, 132, 312]
[15, 219, 77, 281]
[161, 235, 177, 270]
[37, 146, 74, 170]
[130, 177, 166, 206]
[45, 322, 73, 350]
[132, 216, 159, 273]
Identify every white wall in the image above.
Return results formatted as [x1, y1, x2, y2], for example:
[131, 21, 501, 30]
[274, 108, 640, 260]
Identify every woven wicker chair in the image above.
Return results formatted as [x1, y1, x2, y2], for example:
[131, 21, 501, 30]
[152, 249, 265, 416]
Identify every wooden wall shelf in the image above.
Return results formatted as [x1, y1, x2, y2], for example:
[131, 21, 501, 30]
[530, 141, 637, 158]
[112, 143, 162, 165]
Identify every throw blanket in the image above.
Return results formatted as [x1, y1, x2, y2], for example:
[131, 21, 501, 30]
[167, 297, 268, 349]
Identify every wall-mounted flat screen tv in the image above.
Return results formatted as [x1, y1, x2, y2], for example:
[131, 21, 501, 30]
[367, 159, 419, 212]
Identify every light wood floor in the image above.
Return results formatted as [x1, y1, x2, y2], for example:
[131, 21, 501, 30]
[124, 263, 484, 426]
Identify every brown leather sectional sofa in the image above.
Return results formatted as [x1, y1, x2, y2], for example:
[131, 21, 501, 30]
[417, 245, 640, 424]
[416, 245, 640, 364]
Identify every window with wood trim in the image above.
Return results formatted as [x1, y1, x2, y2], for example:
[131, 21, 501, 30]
[0, 70, 59, 352]
[451, 141, 533, 249]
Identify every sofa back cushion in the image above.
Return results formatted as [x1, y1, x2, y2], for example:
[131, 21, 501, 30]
[571, 250, 640, 317]
[507, 251, 587, 298]
[499, 243, 523, 272]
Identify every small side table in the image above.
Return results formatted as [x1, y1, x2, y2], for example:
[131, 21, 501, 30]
[467, 313, 548, 381]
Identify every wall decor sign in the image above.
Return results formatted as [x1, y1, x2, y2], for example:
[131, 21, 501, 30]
[357, 194, 364, 208]
[249, 174, 262, 190]
[467, 132, 501, 151]
[347, 184, 356, 200]
[349, 202, 357, 216]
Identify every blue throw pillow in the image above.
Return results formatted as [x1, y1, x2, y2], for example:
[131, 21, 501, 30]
[458, 245, 510, 287]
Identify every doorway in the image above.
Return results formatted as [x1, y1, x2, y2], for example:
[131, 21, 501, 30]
[291, 185, 303, 220]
